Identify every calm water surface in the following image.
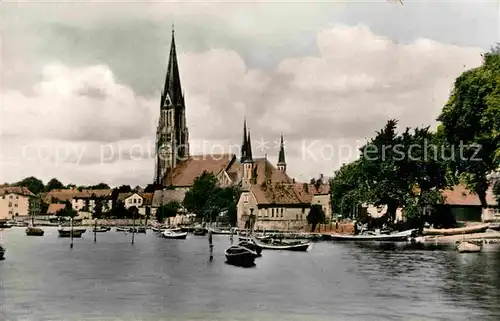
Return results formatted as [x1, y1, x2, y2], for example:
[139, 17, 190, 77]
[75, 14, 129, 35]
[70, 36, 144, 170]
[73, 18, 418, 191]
[1, 227, 500, 320]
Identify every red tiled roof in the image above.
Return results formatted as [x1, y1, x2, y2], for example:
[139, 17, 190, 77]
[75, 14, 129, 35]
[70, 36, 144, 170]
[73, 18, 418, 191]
[251, 158, 293, 185]
[165, 154, 237, 187]
[441, 184, 497, 206]
[75, 189, 113, 198]
[138, 192, 154, 206]
[0, 186, 34, 197]
[250, 182, 309, 206]
[47, 203, 66, 215]
[44, 188, 80, 203]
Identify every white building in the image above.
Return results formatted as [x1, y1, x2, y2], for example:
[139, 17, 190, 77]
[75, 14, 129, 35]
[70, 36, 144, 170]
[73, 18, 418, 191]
[0, 187, 34, 220]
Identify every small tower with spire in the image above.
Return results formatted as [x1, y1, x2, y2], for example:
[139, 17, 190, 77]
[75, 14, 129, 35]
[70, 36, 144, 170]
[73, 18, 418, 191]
[240, 118, 254, 189]
[277, 134, 286, 173]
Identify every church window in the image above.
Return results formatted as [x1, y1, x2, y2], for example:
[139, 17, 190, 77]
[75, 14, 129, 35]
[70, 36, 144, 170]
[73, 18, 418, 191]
[281, 208, 283, 217]
[272, 209, 274, 217]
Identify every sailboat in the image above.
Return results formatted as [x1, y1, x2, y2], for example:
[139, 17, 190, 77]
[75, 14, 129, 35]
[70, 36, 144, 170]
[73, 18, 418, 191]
[26, 216, 44, 236]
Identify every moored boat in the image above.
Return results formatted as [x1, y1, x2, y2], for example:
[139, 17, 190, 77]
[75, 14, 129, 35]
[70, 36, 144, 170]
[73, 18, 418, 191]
[225, 245, 257, 267]
[26, 226, 44, 236]
[193, 228, 206, 236]
[238, 241, 262, 256]
[208, 227, 232, 235]
[423, 223, 490, 236]
[128, 227, 147, 233]
[162, 229, 188, 239]
[92, 227, 109, 233]
[58, 228, 85, 238]
[252, 236, 310, 251]
[0, 245, 5, 260]
[116, 227, 128, 232]
[330, 229, 416, 242]
[457, 241, 481, 253]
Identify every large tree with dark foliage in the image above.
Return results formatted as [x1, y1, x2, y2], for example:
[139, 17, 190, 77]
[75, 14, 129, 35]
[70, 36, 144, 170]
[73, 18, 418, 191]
[307, 204, 326, 232]
[183, 171, 241, 225]
[45, 178, 64, 191]
[13, 176, 45, 194]
[437, 45, 500, 207]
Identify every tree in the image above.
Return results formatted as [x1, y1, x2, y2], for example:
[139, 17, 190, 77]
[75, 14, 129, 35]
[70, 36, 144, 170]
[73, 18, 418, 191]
[90, 183, 110, 190]
[144, 183, 162, 193]
[108, 201, 128, 219]
[437, 46, 500, 208]
[56, 200, 78, 218]
[307, 204, 325, 232]
[128, 206, 139, 220]
[156, 201, 180, 224]
[330, 160, 368, 217]
[330, 120, 452, 226]
[13, 176, 44, 194]
[183, 171, 218, 219]
[45, 178, 64, 191]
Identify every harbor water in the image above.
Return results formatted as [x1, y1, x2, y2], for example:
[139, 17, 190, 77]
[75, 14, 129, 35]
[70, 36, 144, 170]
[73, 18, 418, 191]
[1, 227, 500, 320]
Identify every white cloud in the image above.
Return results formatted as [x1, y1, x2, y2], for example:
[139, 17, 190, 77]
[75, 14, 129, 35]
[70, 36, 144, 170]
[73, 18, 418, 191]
[1, 24, 484, 186]
[3, 63, 156, 142]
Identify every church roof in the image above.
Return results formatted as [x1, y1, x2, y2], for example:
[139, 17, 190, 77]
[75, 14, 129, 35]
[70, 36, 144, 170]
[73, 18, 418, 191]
[165, 154, 237, 187]
[252, 158, 292, 185]
[250, 183, 308, 206]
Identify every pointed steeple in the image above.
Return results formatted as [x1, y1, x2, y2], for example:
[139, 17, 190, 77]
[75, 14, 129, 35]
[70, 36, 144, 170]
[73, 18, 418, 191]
[278, 134, 286, 164]
[277, 134, 286, 172]
[240, 117, 248, 163]
[246, 129, 253, 162]
[161, 24, 183, 108]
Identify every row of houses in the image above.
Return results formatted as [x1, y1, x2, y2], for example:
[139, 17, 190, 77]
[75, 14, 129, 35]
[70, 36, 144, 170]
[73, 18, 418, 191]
[1, 180, 498, 227]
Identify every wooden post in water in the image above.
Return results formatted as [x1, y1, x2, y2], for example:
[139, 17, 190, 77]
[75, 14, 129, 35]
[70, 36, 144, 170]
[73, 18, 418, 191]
[131, 209, 135, 245]
[94, 219, 97, 243]
[70, 217, 74, 249]
[208, 230, 213, 261]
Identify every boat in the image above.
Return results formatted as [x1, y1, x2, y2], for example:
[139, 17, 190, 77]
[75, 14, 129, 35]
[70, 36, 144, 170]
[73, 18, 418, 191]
[329, 229, 416, 242]
[116, 227, 128, 232]
[225, 245, 257, 267]
[251, 236, 310, 251]
[423, 223, 491, 236]
[162, 229, 188, 239]
[457, 241, 482, 253]
[193, 228, 206, 236]
[92, 227, 109, 233]
[128, 227, 146, 233]
[238, 241, 262, 256]
[0, 245, 5, 260]
[239, 236, 252, 242]
[58, 228, 85, 238]
[26, 226, 44, 236]
[208, 227, 232, 235]
[0, 221, 12, 228]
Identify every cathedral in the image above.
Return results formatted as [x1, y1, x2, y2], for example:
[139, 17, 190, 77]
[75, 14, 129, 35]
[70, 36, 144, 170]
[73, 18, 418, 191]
[153, 29, 331, 230]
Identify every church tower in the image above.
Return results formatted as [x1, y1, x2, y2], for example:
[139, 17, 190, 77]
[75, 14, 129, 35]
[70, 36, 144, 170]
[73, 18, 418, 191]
[155, 26, 190, 186]
[277, 134, 286, 172]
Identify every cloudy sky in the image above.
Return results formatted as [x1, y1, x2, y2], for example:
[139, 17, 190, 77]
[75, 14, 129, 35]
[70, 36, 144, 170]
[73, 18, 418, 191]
[1, 0, 498, 187]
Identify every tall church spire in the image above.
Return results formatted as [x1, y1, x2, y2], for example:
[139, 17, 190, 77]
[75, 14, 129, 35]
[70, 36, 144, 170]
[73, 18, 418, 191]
[277, 134, 286, 172]
[155, 27, 189, 186]
[240, 118, 248, 163]
[161, 24, 182, 108]
[246, 130, 253, 162]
